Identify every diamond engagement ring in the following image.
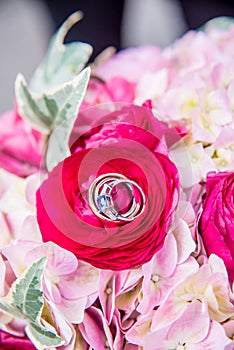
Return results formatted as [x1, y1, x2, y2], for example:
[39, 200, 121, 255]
[88, 173, 146, 222]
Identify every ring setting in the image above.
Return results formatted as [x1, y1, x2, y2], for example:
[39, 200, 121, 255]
[88, 173, 146, 222]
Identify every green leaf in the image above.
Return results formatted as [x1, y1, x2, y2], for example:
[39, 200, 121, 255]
[0, 257, 46, 321]
[200, 16, 234, 32]
[30, 11, 93, 93]
[0, 258, 64, 350]
[0, 300, 22, 319]
[15, 66, 91, 135]
[15, 74, 54, 132]
[27, 322, 64, 350]
[45, 66, 91, 171]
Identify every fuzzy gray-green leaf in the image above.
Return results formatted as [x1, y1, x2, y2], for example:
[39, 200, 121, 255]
[200, 16, 234, 32]
[12, 257, 46, 322]
[45, 66, 91, 171]
[0, 257, 46, 322]
[30, 11, 93, 94]
[15, 66, 90, 135]
[27, 322, 64, 350]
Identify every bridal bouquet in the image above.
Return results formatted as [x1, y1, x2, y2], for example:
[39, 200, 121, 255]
[0, 12, 234, 350]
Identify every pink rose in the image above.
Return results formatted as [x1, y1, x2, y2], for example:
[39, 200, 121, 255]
[0, 330, 35, 349]
[199, 171, 234, 280]
[0, 110, 44, 177]
[37, 104, 179, 270]
[82, 77, 135, 108]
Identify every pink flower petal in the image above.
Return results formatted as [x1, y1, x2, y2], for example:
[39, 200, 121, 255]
[189, 321, 232, 350]
[25, 242, 78, 276]
[2, 240, 40, 277]
[153, 233, 178, 277]
[167, 300, 210, 343]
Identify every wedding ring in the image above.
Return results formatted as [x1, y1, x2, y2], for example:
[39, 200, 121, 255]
[88, 173, 146, 222]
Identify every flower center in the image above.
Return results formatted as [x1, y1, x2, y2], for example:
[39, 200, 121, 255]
[88, 173, 146, 222]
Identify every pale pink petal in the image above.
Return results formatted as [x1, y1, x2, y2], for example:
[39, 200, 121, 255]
[224, 342, 234, 350]
[167, 300, 210, 343]
[44, 278, 62, 304]
[227, 80, 234, 110]
[56, 298, 87, 324]
[209, 254, 228, 279]
[175, 199, 196, 227]
[142, 300, 209, 350]
[58, 261, 99, 302]
[116, 282, 141, 314]
[111, 312, 125, 350]
[153, 233, 178, 277]
[0, 170, 35, 235]
[138, 250, 198, 314]
[25, 173, 41, 206]
[141, 326, 169, 350]
[116, 269, 143, 295]
[99, 270, 116, 325]
[151, 297, 187, 331]
[207, 88, 232, 125]
[0, 213, 11, 249]
[137, 278, 161, 314]
[189, 321, 232, 350]
[18, 215, 42, 242]
[25, 242, 78, 276]
[98, 269, 139, 323]
[0, 254, 6, 296]
[136, 69, 168, 102]
[214, 127, 234, 148]
[94, 46, 162, 83]
[2, 240, 40, 276]
[138, 240, 177, 314]
[126, 312, 153, 345]
[154, 257, 199, 304]
[79, 307, 112, 350]
[223, 319, 234, 339]
[172, 219, 196, 264]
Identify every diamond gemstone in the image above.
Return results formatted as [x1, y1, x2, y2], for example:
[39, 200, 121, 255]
[97, 195, 109, 213]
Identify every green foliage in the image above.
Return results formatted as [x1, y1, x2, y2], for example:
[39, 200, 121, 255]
[200, 16, 234, 32]
[15, 12, 92, 171]
[15, 64, 90, 134]
[0, 258, 64, 349]
[30, 11, 92, 93]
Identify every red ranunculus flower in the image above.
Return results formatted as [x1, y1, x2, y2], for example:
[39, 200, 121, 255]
[0, 331, 35, 350]
[36, 104, 179, 270]
[199, 171, 234, 280]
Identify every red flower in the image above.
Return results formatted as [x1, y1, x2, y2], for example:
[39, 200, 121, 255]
[0, 331, 35, 350]
[37, 104, 179, 270]
[199, 171, 234, 280]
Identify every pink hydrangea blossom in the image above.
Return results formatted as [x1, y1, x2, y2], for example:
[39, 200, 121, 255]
[79, 307, 124, 350]
[137, 232, 198, 314]
[28, 243, 99, 324]
[151, 255, 234, 331]
[127, 300, 231, 350]
[0, 170, 41, 250]
[3, 241, 99, 324]
[94, 46, 163, 83]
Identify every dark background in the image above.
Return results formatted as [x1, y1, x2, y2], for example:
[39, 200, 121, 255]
[44, 0, 234, 57]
